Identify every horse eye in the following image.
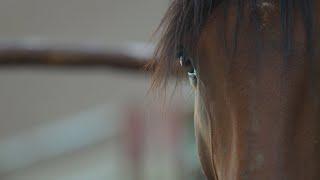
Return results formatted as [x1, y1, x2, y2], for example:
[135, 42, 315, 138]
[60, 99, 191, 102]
[178, 54, 197, 88]
[179, 55, 194, 73]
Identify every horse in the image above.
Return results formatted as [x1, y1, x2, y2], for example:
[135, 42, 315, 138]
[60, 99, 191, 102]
[150, 0, 320, 179]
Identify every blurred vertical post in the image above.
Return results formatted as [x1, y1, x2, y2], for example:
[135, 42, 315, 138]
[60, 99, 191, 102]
[125, 105, 145, 180]
[168, 108, 185, 179]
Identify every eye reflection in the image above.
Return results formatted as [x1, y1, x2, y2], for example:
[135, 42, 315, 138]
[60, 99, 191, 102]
[188, 69, 197, 88]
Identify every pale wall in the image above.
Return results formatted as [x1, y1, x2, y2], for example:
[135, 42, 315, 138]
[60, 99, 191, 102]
[0, 0, 168, 45]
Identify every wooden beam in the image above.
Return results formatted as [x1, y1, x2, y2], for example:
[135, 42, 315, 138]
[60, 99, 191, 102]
[0, 43, 150, 72]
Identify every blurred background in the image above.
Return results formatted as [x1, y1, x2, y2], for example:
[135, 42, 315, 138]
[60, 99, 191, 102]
[0, 0, 204, 179]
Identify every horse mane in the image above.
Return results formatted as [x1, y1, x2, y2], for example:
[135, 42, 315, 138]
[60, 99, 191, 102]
[149, 0, 315, 89]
